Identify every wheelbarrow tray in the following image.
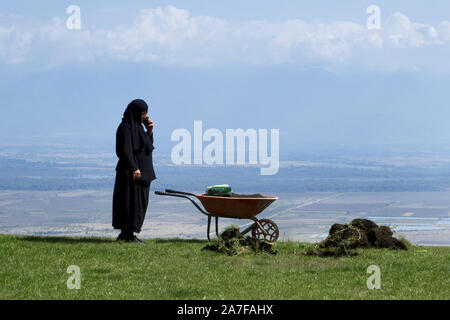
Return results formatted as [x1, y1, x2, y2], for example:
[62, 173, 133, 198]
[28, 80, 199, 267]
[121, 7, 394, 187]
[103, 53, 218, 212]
[196, 194, 278, 219]
[155, 189, 280, 241]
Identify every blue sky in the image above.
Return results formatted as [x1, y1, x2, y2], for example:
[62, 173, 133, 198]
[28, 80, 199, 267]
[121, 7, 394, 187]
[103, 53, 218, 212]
[2, 1, 450, 24]
[1, 1, 450, 154]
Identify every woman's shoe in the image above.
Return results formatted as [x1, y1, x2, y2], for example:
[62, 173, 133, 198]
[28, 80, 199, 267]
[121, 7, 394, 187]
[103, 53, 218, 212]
[130, 236, 144, 243]
[116, 233, 127, 241]
[117, 231, 134, 242]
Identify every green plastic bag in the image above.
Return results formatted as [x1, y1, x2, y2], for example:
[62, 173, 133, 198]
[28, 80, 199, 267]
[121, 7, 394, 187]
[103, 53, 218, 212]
[206, 184, 232, 197]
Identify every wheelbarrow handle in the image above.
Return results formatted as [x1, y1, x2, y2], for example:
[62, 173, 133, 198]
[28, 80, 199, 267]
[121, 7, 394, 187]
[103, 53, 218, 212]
[165, 189, 198, 197]
[154, 190, 209, 217]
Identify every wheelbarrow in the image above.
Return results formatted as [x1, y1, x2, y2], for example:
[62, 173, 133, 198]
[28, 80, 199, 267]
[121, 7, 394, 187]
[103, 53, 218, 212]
[155, 189, 279, 242]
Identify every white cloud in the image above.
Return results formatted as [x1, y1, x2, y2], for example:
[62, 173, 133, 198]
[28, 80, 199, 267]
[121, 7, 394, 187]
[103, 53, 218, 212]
[270, 20, 371, 63]
[386, 12, 440, 48]
[99, 6, 224, 63]
[0, 25, 32, 64]
[2, 6, 450, 71]
[39, 17, 67, 42]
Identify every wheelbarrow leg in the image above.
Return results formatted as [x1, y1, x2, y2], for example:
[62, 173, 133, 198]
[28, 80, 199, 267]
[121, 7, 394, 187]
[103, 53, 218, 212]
[240, 222, 256, 236]
[207, 215, 211, 241]
[240, 218, 268, 237]
[215, 216, 219, 238]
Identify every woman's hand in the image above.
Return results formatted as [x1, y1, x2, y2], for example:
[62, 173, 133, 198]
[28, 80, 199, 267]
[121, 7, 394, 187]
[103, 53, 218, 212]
[145, 117, 154, 135]
[133, 169, 142, 181]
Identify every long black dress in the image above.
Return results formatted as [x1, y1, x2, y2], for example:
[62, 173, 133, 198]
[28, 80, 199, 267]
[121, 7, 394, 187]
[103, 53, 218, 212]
[112, 121, 156, 233]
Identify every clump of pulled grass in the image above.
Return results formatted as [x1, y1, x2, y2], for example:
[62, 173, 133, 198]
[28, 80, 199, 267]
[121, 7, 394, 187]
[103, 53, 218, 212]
[202, 225, 278, 256]
[302, 219, 408, 258]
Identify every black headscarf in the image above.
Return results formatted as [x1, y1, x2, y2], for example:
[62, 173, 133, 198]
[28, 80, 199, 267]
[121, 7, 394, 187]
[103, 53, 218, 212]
[122, 99, 149, 151]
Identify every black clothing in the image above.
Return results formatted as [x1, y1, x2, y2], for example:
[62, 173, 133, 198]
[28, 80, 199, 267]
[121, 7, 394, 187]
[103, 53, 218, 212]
[112, 100, 156, 233]
[122, 99, 149, 151]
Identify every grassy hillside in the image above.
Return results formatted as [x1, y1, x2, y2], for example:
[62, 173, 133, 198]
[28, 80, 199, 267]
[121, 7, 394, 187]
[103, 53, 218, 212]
[0, 234, 448, 299]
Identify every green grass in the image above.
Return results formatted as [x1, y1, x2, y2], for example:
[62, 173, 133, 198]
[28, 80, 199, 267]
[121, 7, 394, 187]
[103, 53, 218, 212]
[0, 234, 449, 299]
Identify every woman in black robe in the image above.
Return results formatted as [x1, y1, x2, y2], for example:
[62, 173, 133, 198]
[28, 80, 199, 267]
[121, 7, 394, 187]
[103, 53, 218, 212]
[112, 99, 156, 242]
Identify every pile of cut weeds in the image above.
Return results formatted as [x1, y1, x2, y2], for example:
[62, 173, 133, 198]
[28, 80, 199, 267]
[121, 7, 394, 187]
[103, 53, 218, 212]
[303, 219, 408, 257]
[202, 225, 278, 256]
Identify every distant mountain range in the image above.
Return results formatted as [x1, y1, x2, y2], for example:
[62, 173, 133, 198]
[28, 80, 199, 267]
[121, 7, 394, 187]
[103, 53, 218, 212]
[2, 64, 450, 154]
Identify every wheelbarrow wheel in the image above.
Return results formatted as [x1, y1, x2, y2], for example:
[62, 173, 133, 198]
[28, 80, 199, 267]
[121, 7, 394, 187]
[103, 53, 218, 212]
[251, 219, 279, 242]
